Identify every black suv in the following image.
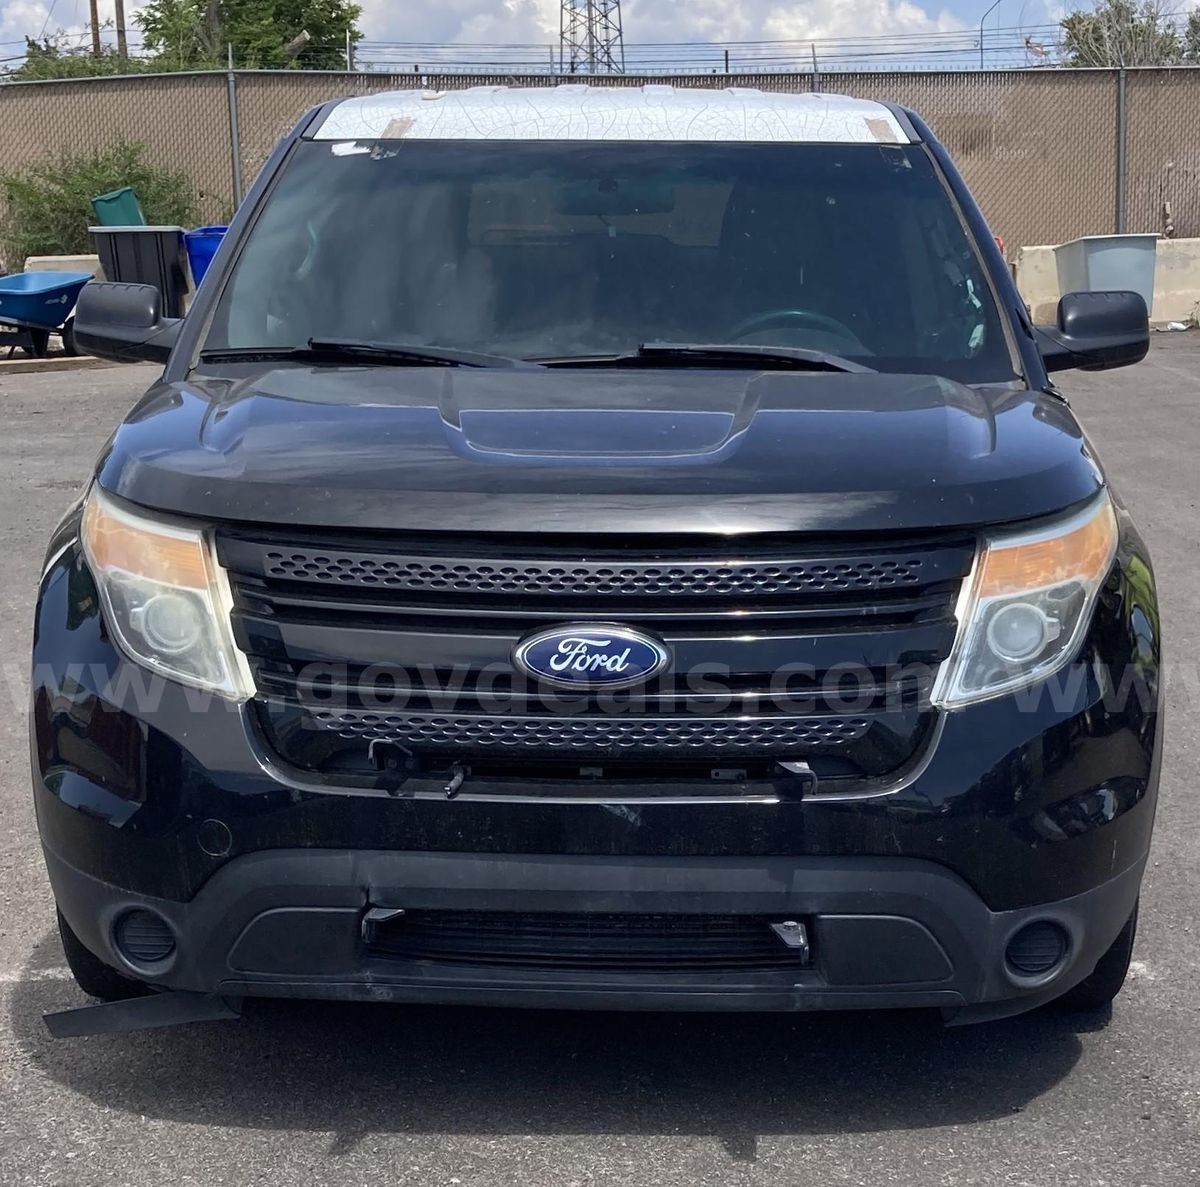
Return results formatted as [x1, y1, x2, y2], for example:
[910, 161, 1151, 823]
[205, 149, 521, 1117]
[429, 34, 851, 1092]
[34, 86, 1160, 1031]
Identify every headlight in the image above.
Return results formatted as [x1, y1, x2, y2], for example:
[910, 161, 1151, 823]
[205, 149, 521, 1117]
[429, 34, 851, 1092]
[933, 494, 1118, 709]
[80, 487, 254, 700]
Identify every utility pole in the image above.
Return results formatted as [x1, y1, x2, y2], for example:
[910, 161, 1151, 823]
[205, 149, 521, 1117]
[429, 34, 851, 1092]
[89, 0, 101, 57]
[227, 44, 243, 205]
[114, 0, 128, 58]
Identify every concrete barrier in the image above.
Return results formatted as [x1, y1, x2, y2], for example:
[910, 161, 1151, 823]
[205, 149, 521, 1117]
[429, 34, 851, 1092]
[23, 254, 103, 278]
[1015, 239, 1200, 328]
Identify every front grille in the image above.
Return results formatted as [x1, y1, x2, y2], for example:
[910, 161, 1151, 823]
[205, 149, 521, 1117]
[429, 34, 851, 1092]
[367, 909, 810, 971]
[218, 528, 971, 785]
[310, 708, 871, 751]
[258, 546, 940, 598]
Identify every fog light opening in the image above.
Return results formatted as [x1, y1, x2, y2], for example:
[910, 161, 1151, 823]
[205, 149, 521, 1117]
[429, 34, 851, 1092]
[113, 908, 176, 966]
[1005, 920, 1070, 980]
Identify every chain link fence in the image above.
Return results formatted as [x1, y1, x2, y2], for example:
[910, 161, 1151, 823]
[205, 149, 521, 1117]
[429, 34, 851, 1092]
[1123, 70, 1200, 242]
[0, 67, 1194, 253]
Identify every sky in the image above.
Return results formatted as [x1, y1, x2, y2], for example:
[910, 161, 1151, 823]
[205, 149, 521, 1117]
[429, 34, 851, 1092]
[0, 0, 1079, 69]
[356, 0, 968, 43]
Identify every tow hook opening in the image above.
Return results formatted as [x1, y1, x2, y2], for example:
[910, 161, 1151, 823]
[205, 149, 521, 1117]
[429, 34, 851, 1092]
[769, 920, 811, 962]
[367, 739, 418, 796]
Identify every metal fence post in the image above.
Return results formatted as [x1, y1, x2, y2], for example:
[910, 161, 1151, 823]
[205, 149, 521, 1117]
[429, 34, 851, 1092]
[1114, 66, 1127, 234]
[226, 45, 244, 209]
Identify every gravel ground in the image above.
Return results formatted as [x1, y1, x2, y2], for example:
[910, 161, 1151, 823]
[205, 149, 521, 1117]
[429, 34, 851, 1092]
[0, 342, 1197, 1186]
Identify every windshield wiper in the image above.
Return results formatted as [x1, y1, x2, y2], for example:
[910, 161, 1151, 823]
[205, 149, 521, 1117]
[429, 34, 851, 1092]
[200, 338, 540, 369]
[538, 342, 874, 374]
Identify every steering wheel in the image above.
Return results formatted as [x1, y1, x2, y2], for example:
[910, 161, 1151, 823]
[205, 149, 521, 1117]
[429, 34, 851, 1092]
[727, 308, 858, 343]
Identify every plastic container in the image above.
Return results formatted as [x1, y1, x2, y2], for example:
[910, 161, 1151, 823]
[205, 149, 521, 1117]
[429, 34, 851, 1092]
[184, 225, 228, 286]
[91, 187, 146, 227]
[0, 271, 92, 329]
[89, 226, 189, 318]
[1054, 234, 1158, 316]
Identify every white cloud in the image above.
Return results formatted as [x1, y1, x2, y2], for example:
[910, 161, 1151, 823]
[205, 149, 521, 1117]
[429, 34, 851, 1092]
[355, 0, 964, 45]
[1, 0, 148, 50]
[1, 0, 53, 43]
[763, 0, 962, 40]
[357, 0, 556, 43]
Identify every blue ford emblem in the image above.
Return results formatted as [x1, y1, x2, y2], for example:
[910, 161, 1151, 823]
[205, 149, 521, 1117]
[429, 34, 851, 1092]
[513, 623, 671, 690]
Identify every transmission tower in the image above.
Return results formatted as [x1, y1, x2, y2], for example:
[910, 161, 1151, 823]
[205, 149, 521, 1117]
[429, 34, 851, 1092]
[559, 0, 626, 74]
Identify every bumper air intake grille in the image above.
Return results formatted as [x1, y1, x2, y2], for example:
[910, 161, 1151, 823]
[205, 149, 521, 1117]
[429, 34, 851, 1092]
[366, 909, 813, 971]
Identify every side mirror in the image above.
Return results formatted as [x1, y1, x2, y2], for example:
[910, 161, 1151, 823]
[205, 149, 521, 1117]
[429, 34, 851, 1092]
[73, 281, 182, 364]
[1036, 290, 1149, 373]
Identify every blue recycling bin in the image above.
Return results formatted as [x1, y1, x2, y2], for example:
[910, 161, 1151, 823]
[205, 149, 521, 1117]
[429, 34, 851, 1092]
[184, 225, 228, 286]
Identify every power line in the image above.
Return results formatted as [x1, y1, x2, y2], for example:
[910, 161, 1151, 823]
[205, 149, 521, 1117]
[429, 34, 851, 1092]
[10, 16, 1187, 75]
[38, 0, 61, 40]
[351, 23, 1071, 73]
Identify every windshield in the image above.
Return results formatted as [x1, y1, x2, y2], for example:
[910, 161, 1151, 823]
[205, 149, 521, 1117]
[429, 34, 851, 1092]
[205, 139, 1017, 384]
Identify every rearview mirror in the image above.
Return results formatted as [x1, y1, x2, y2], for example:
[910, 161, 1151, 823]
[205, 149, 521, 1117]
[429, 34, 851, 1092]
[1036, 290, 1149, 373]
[73, 281, 182, 364]
[557, 178, 675, 217]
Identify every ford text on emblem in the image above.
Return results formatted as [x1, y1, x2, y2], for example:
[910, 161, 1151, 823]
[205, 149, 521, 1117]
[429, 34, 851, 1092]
[512, 624, 671, 690]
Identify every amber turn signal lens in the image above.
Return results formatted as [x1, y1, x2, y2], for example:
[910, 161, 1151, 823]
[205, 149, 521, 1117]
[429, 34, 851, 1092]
[81, 490, 211, 590]
[975, 498, 1117, 599]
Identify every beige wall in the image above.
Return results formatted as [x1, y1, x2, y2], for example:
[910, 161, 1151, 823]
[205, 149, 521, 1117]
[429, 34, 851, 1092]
[1015, 238, 1200, 327]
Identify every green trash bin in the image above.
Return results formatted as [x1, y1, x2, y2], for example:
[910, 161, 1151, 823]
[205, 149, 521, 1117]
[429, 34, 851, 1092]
[91, 187, 146, 227]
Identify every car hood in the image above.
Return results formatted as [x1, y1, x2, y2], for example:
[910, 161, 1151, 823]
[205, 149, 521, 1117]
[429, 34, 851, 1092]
[96, 365, 1103, 535]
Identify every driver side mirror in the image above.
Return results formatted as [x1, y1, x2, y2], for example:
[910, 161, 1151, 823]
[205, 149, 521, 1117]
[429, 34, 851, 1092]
[73, 281, 182, 364]
[1036, 290, 1149, 373]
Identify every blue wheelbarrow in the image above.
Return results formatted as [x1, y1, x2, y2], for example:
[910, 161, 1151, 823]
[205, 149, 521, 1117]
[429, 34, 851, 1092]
[0, 271, 93, 358]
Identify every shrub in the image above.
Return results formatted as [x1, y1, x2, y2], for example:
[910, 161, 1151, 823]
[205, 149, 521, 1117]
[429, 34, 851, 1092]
[0, 140, 199, 268]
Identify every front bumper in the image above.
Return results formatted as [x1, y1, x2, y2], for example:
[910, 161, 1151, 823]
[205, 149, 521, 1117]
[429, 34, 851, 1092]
[31, 525, 1163, 1023]
[44, 843, 1146, 1024]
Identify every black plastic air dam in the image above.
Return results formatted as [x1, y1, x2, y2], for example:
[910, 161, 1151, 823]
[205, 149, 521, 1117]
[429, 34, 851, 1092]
[42, 845, 1146, 1025]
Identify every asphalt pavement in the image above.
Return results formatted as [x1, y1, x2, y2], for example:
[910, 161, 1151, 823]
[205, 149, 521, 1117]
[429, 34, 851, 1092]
[0, 341, 1197, 1185]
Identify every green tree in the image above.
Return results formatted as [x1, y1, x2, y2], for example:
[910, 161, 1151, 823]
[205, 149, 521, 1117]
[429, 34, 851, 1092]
[137, 0, 361, 69]
[134, 0, 212, 69]
[1187, 10, 1200, 61]
[1061, 0, 1184, 66]
[11, 36, 143, 80]
[0, 140, 198, 266]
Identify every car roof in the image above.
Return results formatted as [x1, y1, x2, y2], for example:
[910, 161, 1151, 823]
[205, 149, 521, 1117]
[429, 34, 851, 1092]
[311, 84, 915, 145]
